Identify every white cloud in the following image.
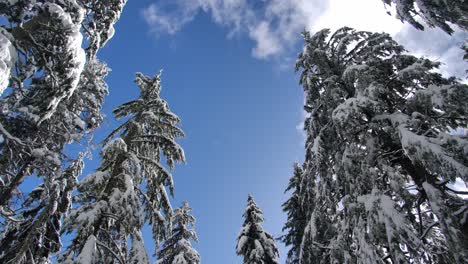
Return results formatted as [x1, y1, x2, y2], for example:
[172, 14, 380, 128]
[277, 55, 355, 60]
[310, 0, 403, 34]
[142, 0, 467, 77]
[249, 21, 281, 58]
[252, 0, 328, 58]
[142, 0, 329, 59]
[142, 0, 253, 36]
[199, 0, 254, 35]
[142, 1, 200, 35]
[394, 25, 468, 78]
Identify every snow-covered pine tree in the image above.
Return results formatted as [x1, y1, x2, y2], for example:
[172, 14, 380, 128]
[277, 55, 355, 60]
[0, 0, 123, 121]
[381, 0, 468, 34]
[281, 163, 307, 264]
[81, 0, 128, 57]
[237, 195, 279, 264]
[157, 201, 201, 264]
[0, 59, 109, 263]
[0, 1, 127, 261]
[60, 71, 186, 263]
[292, 27, 468, 263]
[0, 0, 126, 203]
[0, 0, 126, 122]
[0, 154, 85, 264]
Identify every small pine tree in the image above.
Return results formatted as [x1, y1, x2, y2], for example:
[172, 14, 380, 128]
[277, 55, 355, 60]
[290, 27, 468, 263]
[60, 71, 185, 263]
[157, 202, 201, 264]
[237, 195, 279, 264]
[381, 0, 468, 34]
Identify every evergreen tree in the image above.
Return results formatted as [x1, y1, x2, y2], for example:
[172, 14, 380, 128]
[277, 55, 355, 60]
[0, 1, 127, 262]
[81, 0, 128, 57]
[282, 163, 307, 264]
[0, 0, 126, 122]
[237, 195, 279, 264]
[0, 59, 109, 263]
[157, 202, 201, 264]
[0, 0, 125, 206]
[60, 71, 185, 263]
[291, 27, 468, 263]
[0, 155, 85, 264]
[381, 0, 468, 34]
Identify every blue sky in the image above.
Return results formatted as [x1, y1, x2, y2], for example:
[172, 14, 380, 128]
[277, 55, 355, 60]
[71, 0, 466, 263]
[86, 2, 304, 263]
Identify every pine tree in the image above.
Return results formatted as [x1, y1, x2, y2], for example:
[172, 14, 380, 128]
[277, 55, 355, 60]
[0, 59, 109, 263]
[291, 27, 468, 263]
[0, 155, 85, 264]
[237, 195, 279, 264]
[0, 0, 126, 210]
[0, 1, 127, 262]
[282, 163, 307, 264]
[0, 0, 126, 204]
[0, 0, 126, 122]
[60, 71, 186, 263]
[81, 0, 128, 57]
[381, 0, 468, 34]
[157, 201, 201, 264]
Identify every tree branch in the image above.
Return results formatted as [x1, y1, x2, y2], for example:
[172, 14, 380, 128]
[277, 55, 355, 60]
[420, 222, 439, 240]
[95, 240, 125, 264]
[444, 186, 468, 195]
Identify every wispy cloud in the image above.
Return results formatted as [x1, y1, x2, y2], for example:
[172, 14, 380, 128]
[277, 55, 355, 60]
[142, 0, 467, 77]
[142, 0, 201, 35]
[141, 0, 328, 59]
[248, 21, 281, 58]
[252, 0, 329, 59]
[310, 0, 403, 34]
[394, 25, 468, 78]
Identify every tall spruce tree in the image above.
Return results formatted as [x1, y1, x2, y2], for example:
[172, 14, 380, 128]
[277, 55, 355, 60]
[380, 0, 468, 34]
[157, 201, 201, 264]
[60, 71, 185, 263]
[237, 195, 279, 264]
[288, 27, 468, 263]
[0, 1, 127, 262]
[282, 163, 307, 264]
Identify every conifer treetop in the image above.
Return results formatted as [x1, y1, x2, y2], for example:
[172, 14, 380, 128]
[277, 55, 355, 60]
[237, 195, 279, 264]
[157, 201, 201, 264]
[60, 71, 186, 263]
